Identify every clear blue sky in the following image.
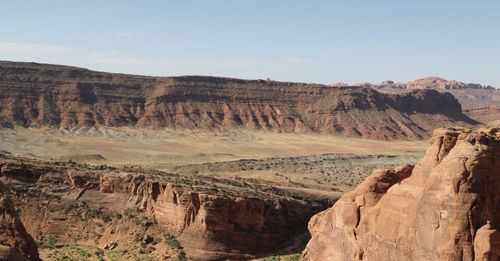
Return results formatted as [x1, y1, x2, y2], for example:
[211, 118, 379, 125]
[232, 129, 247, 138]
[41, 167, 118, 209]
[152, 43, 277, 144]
[1, 0, 499, 86]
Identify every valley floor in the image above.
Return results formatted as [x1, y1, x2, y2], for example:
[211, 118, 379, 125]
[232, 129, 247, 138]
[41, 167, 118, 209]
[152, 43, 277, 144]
[0, 127, 427, 192]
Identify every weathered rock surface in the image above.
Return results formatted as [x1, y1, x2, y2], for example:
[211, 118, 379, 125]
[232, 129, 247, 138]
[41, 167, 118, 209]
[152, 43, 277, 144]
[0, 182, 40, 261]
[302, 128, 500, 261]
[98, 172, 326, 260]
[0, 61, 477, 140]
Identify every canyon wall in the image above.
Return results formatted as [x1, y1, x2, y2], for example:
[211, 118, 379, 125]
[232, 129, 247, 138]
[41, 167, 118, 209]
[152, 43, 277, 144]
[98, 173, 324, 260]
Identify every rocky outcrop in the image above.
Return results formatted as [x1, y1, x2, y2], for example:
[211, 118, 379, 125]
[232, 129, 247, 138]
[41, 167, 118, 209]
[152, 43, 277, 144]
[0, 157, 335, 261]
[0, 61, 478, 140]
[98, 172, 324, 260]
[67, 170, 100, 189]
[355, 77, 494, 91]
[0, 182, 40, 261]
[354, 77, 500, 109]
[302, 128, 500, 261]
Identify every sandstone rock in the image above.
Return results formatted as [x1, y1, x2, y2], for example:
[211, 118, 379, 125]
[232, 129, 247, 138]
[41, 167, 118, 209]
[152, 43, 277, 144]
[98, 173, 323, 260]
[0, 155, 332, 261]
[474, 221, 500, 261]
[0, 163, 43, 183]
[302, 128, 500, 261]
[67, 170, 100, 189]
[0, 182, 40, 261]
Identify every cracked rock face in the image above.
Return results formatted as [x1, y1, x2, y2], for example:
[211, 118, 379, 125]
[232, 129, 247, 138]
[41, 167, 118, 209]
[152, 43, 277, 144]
[302, 128, 500, 261]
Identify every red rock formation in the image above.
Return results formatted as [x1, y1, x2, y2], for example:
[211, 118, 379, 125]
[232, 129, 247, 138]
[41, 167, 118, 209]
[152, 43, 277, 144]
[0, 61, 477, 140]
[354, 77, 500, 109]
[0, 182, 40, 261]
[355, 77, 492, 91]
[302, 128, 500, 261]
[98, 172, 323, 260]
[0, 158, 333, 261]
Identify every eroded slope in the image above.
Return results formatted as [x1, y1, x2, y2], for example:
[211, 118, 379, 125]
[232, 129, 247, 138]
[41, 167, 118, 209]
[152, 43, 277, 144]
[0, 61, 476, 140]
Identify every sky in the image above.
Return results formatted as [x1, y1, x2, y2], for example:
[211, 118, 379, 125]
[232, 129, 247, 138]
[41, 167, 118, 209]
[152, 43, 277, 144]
[0, 0, 499, 86]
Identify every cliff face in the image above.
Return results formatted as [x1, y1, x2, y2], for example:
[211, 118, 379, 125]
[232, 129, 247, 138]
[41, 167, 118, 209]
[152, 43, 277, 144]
[98, 173, 322, 260]
[0, 182, 40, 261]
[0, 61, 477, 140]
[302, 128, 500, 261]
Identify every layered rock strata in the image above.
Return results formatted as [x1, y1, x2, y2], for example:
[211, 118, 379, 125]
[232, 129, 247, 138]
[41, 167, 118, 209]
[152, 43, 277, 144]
[302, 128, 500, 261]
[0, 61, 477, 140]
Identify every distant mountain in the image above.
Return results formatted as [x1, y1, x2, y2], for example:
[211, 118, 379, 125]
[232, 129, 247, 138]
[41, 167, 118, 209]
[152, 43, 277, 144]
[352, 77, 500, 109]
[0, 61, 478, 140]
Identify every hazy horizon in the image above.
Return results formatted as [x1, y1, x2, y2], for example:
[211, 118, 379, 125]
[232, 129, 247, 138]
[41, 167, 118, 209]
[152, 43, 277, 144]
[2, 59, 498, 88]
[1, 1, 499, 86]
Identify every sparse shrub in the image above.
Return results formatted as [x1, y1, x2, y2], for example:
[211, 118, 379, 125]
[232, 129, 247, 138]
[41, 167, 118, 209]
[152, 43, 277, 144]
[37, 235, 57, 249]
[164, 233, 182, 249]
[78, 249, 91, 258]
[101, 213, 112, 223]
[153, 237, 162, 244]
[124, 208, 135, 218]
[91, 231, 101, 240]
